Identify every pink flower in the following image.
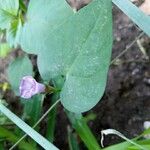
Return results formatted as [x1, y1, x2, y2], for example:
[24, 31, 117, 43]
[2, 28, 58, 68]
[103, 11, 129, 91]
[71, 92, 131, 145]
[19, 76, 45, 99]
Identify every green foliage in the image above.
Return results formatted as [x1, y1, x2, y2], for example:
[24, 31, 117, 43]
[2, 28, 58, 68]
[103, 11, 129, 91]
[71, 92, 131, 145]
[103, 141, 132, 150]
[102, 128, 150, 150]
[0, 43, 12, 58]
[22, 95, 44, 127]
[6, 16, 22, 47]
[0, 0, 22, 47]
[0, 0, 19, 30]
[21, 95, 44, 149]
[1, 0, 150, 150]
[19, 0, 27, 13]
[68, 127, 80, 150]
[20, 0, 112, 113]
[46, 94, 58, 142]
[7, 55, 33, 95]
[103, 139, 150, 150]
[0, 126, 36, 150]
[0, 102, 59, 150]
[67, 112, 101, 150]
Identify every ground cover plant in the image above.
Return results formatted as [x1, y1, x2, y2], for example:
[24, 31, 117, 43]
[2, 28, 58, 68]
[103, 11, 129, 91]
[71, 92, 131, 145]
[0, 0, 150, 149]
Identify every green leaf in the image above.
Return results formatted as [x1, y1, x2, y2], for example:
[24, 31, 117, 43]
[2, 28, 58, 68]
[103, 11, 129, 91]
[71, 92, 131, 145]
[0, 43, 12, 58]
[0, 0, 19, 29]
[0, 102, 59, 150]
[46, 94, 58, 142]
[0, 126, 36, 150]
[103, 141, 132, 150]
[19, 0, 27, 13]
[101, 129, 146, 150]
[128, 139, 150, 150]
[7, 55, 33, 95]
[112, 0, 150, 37]
[22, 95, 44, 127]
[0, 143, 4, 150]
[103, 139, 150, 150]
[67, 112, 101, 150]
[20, 0, 112, 113]
[6, 16, 22, 47]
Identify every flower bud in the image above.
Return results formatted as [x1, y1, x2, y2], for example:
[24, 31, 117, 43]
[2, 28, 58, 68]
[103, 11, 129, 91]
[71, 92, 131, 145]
[19, 76, 45, 99]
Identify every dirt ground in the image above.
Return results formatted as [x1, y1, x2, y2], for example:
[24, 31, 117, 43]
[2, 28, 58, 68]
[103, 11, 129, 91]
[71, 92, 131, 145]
[0, 2, 150, 150]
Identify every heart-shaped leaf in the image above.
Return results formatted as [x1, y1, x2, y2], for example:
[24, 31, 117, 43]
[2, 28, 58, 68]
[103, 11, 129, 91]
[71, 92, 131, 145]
[20, 0, 112, 113]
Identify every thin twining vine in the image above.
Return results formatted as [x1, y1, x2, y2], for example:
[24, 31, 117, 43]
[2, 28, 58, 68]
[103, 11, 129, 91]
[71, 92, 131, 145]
[111, 32, 144, 65]
[9, 100, 60, 150]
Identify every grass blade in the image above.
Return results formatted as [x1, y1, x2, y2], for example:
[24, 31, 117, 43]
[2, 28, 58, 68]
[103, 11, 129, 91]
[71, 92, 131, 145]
[101, 129, 147, 150]
[22, 95, 44, 127]
[9, 99, 60, 150]
[67, 112, 101, 150]
[46, 94, 58, 142]
[112, 0, 150, 37]
[0, 103, 59, 150]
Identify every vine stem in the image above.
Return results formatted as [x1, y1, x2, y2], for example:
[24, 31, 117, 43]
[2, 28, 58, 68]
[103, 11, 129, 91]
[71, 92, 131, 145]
[111, 32, 144, 65]
[9, 100, 60, 150]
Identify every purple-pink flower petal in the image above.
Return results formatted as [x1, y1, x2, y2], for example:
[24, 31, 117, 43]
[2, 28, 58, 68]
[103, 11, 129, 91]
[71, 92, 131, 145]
[19, 76, 45, 99]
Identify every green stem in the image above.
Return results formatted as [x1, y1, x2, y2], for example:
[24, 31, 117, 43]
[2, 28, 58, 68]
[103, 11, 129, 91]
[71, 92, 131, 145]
[66, 112, 101, 150]
[46, 94, 59, 142]
[53, 77, 101, 150]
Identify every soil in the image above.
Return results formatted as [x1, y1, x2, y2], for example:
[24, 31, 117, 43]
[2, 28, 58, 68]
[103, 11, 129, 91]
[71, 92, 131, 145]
[0, 2, 150, 150]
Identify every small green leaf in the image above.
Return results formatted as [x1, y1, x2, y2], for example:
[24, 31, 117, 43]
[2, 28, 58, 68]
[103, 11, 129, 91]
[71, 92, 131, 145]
[6, 16, 22, 47]
[0, 0, 19, 29]
[7, 55, 33, 95]
[0, 43, 12, 58]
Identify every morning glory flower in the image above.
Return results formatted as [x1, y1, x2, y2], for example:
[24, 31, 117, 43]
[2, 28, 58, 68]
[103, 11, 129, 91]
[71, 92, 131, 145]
[19, 76, 45, 99]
